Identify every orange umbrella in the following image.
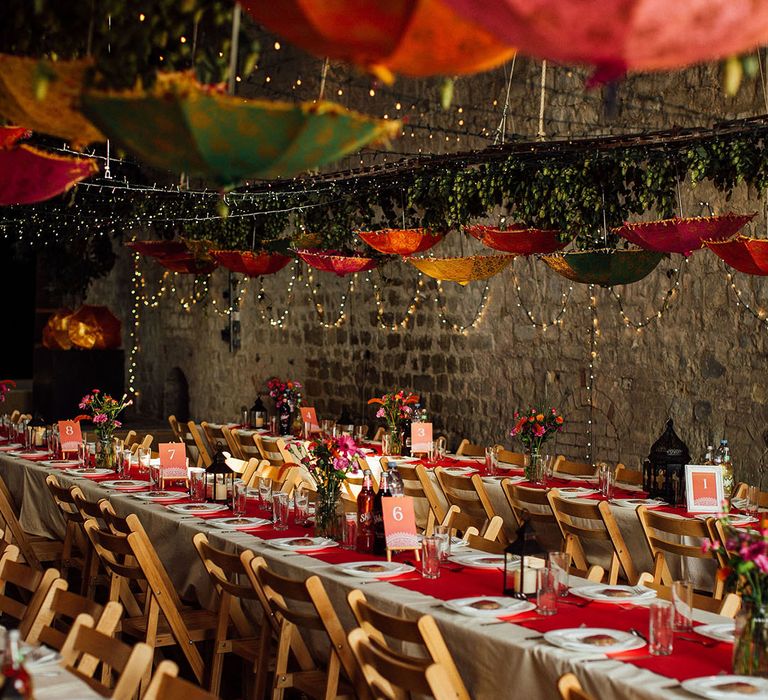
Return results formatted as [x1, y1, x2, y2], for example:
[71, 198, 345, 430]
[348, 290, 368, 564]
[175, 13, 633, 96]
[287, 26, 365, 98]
[706, 236, 768, 276]
[357, 228, 443, 256]
[241, 0, 515, 81]
[42, 308, 74, 350]
[466, 224, 567, 255]
[210, 250, 293, 277]
[67, 305, 121, 350]
[298, 249, 379, 276]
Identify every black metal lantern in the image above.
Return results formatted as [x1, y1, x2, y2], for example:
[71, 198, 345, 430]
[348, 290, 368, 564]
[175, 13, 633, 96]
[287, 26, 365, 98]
[249, 395, 267, 429]
[643, 418, 691, 506]
[205, 448, 235, 505]
[504, 510, 537, 599]
[27, 414, 47, 449]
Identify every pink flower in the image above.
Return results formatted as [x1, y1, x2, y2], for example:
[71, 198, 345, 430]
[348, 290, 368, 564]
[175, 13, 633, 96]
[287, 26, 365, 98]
[92, 414, 108, 424]
[91, 389, 100, 394]
[754, 554, 768, 574]
[533, 424, 546, 437]
[113, 420, 122, 428]
[376, 408, 385, 418]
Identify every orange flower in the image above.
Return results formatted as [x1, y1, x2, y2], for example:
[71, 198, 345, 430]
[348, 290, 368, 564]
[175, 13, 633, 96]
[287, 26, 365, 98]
[717, 566, 732, 582]
[536, 413, 544, 422]
[556, 416, 563, 424]
[368, 398, 384, 405]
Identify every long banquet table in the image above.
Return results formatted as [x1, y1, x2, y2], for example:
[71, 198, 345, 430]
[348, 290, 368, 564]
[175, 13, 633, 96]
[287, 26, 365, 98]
[0, 450, 743, 700]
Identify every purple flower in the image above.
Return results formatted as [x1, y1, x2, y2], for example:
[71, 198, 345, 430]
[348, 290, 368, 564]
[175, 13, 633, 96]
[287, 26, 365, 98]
[92, 414, 108, 424]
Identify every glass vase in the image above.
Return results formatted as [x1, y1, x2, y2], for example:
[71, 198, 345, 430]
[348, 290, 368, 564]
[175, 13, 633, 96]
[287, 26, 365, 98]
[314, 483, 342, 540]
[525, 446, 542, 484]
[382, 429, 403, 456]
[96, 435, 115, 470]
[734, 602, 768, 676]
[278, 409, 294, 436]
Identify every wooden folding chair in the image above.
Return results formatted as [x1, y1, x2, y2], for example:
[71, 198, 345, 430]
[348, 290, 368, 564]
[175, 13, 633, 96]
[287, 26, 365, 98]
[201, 421, 230, 455]
[558, 673, 595, 700]
[435, 469, 506, 542]
[225, 427, 263, 461]
[45, 474, 89, 590]
[637, 505, 723, 597]
[83, 515, 218, 689]
[501, 480, 563, 553]
[441, 505, 504, 544]
[69, 487, 113, 599]
[615, 463, 643, 486]
[256, 436, 288, 466]
[169, 415, 202, 466]
[187, 421, 213, 467]
[391, 463, 446, 534]
[548, 489, 638, 585]
[60, 617, 154, 700]
[553, 456, 597, 477]
[496, 449, 526, 468]
[371, 426, 386, 442]
[348, 627, 469, 700]
[454, 439, 485, 457]
[247, 558, 362, 700]
[347, 589, 466, 695]
[122, 430, 137, 449]
[192, 533, 271, 696]
[343, 469, 379, 500]
[144, 660, 219, 700]
[636, 572, 740, 617]
[461, 532, 504, 554]
[127, 434, 154, 454]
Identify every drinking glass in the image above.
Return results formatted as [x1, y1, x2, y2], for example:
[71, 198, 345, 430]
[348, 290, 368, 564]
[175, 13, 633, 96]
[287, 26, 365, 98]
[420, 536, 440, 579]
[747, 485, 761, 517]
[294, 486, 309, 526]
[381, 433, 393, 456]
[303, 421, 312, 440]
[259, 477, 273, 511]
[87, 442, 96, 467]
[233, 482, 248, 517]
[114, 448, 125, 478]
[433, 524, 451, 562]
[649, 600, 674, 655]
[189, 467, 206, 502]
[320, 419, 334, 436]
[426, 441, 436, 464]
[548, 551, 571, 596]
[148, 461, 160, 494]
[342, 514, 358, 549]
[485, 446, 498, 476]
[78, 442, 89, 468]
[268, 416, 278, 435]
[536, 567, 558, 615]
[138, 447, 151, 476]
[354, 425, 367, 443]
[272, 492, 289, 530]
[240, 408, 249, 427]
[434, 436, 447, 461]
[672, 580, 693, 632]
[598, 462, 615, 499]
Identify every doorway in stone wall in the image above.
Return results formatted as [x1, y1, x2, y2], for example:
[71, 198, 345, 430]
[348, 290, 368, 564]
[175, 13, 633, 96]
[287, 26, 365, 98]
[162, 367, 190, 422]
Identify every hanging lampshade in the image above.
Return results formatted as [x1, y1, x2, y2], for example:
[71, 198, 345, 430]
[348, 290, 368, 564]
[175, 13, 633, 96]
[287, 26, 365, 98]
[541, 249, 663, 286]
[357, 228, 444, 256]
[406, 254, 515, 285]
[0, 55, 103, 146]
[81, 72, 400, 187]
[615, 214, 755, 257]
[705, 236, 768, 276]
[209, 250, 293, 277]
[67, 305, 121, 350]
[240, 0, 516, 82]
[126, 239, 218, 275]
[440, 0, 768, 82]
[298, 249, 379, 276]
[465, 224, 567, 255]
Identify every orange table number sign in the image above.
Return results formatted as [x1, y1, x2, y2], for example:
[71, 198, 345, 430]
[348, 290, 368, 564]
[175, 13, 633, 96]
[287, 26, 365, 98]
[159, 443, 188, 484]
[299, 407, 319, 431]
[685, 464, 724, 513]
[410, 422, 433, 453]
[382, 496, 420, 561]
[58, 420, 82, 453]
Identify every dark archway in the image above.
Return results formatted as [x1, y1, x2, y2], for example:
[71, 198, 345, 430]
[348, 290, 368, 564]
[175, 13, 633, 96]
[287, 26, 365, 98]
[162, 367, 190, 422]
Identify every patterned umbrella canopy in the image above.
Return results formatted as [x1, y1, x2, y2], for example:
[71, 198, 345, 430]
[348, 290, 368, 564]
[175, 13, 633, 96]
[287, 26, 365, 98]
[441, 0, 768, 81]
[615, 214, 755, 257]
[298, 249, 379, 276]
[0, 55, 103, 146]
[82, 72, 400, 187]
[0, 127, 98, 206]
[0, 126, 29, 149]
[126, 239, 218, 275]
[241, 0, 515, 81]
[465, 224, 567, 255]
[542, 249, 663, 286]
[42, 308, 74, 351]
[357, 228, 444, 256]
[705, 236, 768, 276]
[210, 250, 293, 277]
[67, 305, 121, 350]
[406, 254, 515, 285]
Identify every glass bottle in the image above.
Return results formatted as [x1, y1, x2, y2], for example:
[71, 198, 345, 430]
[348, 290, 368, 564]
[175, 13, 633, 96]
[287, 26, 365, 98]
[721, 442, 734, 499]
[1, 630, 32, 699]
[372, 471, 392, 556]
[356, 470, 375, 554]
[388, 465, 404, 497]
[703, 445, 715, 465]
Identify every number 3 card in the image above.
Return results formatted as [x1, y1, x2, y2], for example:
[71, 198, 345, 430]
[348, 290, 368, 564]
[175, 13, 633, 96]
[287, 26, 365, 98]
[382, 496, 419, 549]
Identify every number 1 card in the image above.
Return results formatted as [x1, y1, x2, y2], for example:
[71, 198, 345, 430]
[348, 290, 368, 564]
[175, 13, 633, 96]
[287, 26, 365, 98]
[685, 464, 725, 513]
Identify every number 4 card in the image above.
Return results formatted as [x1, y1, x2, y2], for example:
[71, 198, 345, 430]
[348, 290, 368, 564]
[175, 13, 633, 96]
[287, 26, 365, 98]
[382, 496, 419, 551]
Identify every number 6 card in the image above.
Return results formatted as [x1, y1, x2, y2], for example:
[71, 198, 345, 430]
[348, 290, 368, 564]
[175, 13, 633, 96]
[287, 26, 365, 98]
[382, 496, 419, 551]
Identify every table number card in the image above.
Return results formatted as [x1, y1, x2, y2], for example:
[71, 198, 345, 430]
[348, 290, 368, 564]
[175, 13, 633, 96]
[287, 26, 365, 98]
[58, 420, 82, 453]
[159, 443, 188, 481]
[382, 496, 420, 561]
[685, 464, 724, 513]
[410, 422, 432, 453]
[299, 407, 320, 431]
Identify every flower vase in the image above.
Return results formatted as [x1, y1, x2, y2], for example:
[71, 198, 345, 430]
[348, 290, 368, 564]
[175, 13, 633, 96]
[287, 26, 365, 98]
[525, 446, 542, 484]
[734, 602, 768, 676]
[382, 428, 403, 456]
[96, 436, 115, 470]
[278, 409, 294, 436]
[314, 484, 342, 540]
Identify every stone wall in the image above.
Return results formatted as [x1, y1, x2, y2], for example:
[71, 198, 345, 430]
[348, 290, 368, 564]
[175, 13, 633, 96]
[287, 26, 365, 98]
[86, 54, 768, 484]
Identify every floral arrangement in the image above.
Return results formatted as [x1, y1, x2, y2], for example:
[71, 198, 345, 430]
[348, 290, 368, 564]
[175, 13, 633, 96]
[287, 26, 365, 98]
[77, 389, 132, 442]
[368, 389, 419, 431]
[0, 380, 15, 403]
[266, 377, 303, 415]
[510, 407, 564, 451]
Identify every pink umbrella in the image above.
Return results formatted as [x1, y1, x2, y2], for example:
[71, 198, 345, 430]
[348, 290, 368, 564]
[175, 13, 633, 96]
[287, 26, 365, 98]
[465, 224, 567, 255]
[298, 249, 379, 276]
[210, 250, 293, 277]
[706, 236, 768, 276]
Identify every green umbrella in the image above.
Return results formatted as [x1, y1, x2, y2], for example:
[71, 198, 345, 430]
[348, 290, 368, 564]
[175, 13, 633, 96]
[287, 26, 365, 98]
[541, 249, 663, 286]
[81, 72, 400, 187]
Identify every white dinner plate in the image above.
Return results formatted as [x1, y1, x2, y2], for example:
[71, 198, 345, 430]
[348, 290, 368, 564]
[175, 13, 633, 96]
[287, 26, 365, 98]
[207, 517, 272, 531]
[570, 584, 656, 604]
[610, 498, 667, 508]
[444, 596, 535, 618]
[544, 627, 646, 654]
[269, 536, 338, 552]
[8, 450, 50, 458]
[166, 502, 229, 515]
[442, 467, 478, 477]
[556, 487, 598, 499]
[449, 455, 484, 463]
[133, 491, 188, 503]
[448, 552, 513, 570]
[0, 444, 23, 451]
[695, 513, 757, 526]
[100, 480, 150, 492]
[681, 675, 768, 699]
[694, 623, 736, 644]
[40, 459, 81, 468]
[337, 561, 414, 579]
[62, 468, 115, 478]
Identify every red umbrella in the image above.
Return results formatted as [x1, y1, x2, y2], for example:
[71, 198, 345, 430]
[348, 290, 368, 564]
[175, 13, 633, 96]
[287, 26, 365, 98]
[210, 250, 293, 277]
[441, 0, 768, 81]
[615, 214, 755, 257]
[466, 224, 567, 255]
[298, 249, 379, 276]
[357, 228, 443, 256]
[705, 236, 768, 276]
[0, 126, 29, 149]
[126, 239, 218, 275]
[67, 305, 121, 350]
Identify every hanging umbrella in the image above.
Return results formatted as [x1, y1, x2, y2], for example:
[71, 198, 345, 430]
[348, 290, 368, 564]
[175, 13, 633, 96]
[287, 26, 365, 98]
[298, 249, 379, 276]
[440, 0, 768, 82]
[0, 126, 29, 149]
[82, 72, 400, 187]
[406, 254, 515, 285]
[465, 224, 567, 255]
[241, 0, 515, 82]
[357, 228, 444, 256]
[210, 250, 293, 277]
[42, 308, 74, 351]
[67, 305, 121, 350]
[126, 238, 218, 274]
[541, 249, 663, 286]
[0, 144, 97, 206]
[615, 214, 755, 257]
[705, 236, 768, 276]
[0, 55, 103, 146]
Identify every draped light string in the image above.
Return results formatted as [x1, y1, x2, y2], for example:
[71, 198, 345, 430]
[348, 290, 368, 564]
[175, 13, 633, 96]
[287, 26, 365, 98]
[210, 275, 249, 317]
[609, 261, 686, 330]
[726, 269, 768, 328]
[128, 251, 142, 401]
[586, 285, 599, 462]
[305, 271, 356, 328]
[433, 279, 493, 334]
[368, 271, 427, 331]
[512, 265, 572, 329]
[255, 261, 299, 328]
